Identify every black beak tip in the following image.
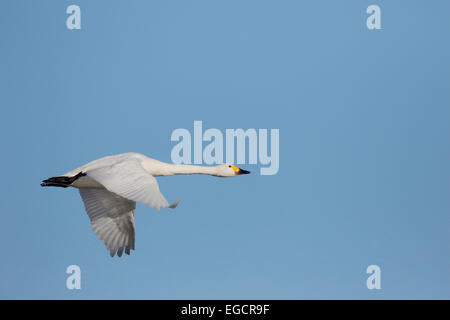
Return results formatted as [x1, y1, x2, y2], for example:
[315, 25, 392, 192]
[239, 169, 251, 174]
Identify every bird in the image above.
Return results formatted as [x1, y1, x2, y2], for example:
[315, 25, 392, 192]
[41, 152, 250, 257]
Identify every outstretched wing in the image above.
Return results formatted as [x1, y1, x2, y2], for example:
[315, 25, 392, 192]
[79, 188, 136, 257]
[85, 158, 172, 210]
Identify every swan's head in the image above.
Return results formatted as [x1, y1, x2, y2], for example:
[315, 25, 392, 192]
[216, 164, 251, 177]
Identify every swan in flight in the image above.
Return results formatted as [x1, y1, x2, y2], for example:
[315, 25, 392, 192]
[41, 152, 250, 257]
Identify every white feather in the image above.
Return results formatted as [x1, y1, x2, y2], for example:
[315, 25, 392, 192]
[79, 188, 136, 257]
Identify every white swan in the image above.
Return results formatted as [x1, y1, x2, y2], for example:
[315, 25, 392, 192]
[41, 152, 250, 257]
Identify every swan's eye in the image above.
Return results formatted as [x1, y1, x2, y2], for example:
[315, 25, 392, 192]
[228, 165, 231, 168]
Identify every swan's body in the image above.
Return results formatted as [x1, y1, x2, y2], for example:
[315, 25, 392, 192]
[41, 152, 249, 257]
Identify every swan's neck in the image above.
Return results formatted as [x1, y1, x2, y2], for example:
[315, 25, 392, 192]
[144, 160, 218, 176]
[166, 164, 217, 176]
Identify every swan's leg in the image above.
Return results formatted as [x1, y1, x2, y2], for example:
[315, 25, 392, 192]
[41, 172, 86, 188]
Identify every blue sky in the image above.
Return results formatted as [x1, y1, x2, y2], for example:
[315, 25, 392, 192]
[0, 0, 449, 299]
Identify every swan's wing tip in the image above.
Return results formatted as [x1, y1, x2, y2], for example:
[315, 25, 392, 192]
[169, 199, 180, 209]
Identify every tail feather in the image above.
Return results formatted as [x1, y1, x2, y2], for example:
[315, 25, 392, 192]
[41, 172, 86, 188]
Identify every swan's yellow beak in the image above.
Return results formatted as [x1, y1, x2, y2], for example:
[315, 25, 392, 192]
[231, 165, 250, 175]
